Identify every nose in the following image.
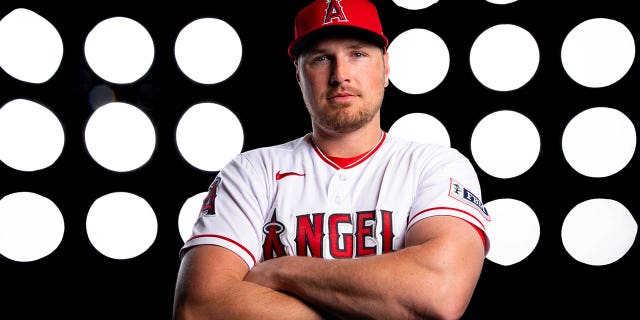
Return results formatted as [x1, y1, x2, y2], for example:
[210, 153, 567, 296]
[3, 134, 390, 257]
[329, 57, 350, 86]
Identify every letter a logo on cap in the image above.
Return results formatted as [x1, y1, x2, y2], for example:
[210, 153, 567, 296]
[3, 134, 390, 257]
[289, 0, 389, 57]
[323, 0, 348, 25]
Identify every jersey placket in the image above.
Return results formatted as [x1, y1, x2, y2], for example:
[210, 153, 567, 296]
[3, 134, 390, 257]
[327, 169, 353, 213]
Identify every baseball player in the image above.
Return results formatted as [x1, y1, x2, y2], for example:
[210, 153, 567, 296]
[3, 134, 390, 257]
[173, 0, 490, 319]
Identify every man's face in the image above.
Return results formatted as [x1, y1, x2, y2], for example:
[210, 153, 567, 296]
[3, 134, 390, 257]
[296, 36, 390, 134]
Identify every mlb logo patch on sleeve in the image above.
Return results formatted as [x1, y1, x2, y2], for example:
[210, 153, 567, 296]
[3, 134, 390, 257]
[448, 178, 490, 220]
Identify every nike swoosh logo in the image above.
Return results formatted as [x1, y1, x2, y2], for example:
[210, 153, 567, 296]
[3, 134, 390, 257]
[276, 170, 305, 180]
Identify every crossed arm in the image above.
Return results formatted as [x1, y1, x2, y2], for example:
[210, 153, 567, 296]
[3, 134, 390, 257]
[172, 215, 486, 320]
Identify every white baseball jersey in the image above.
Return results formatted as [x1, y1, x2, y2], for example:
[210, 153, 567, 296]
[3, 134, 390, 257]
[180, 132, 491, 269]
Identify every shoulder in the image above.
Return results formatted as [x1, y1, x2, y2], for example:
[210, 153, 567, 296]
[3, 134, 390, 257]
[222, 135, 313, 173]
[216, 135, 312, 184]
[239, 134, 311, 160]
[383, 133, 468, 162]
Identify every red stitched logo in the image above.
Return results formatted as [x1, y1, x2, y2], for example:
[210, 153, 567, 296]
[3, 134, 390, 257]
[275, 171, 305, 180]
[323, 0, 348, 25]
[201, 176, 221, 216]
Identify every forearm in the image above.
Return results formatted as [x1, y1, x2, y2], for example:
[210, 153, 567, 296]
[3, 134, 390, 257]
[244, 217, 486, 320]
[250, 247, 440, 319]
[175, 278, 324, 320]
[173, 245, 325, 320]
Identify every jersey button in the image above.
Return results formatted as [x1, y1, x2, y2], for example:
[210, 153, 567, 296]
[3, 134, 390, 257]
[339, 173, 347, 181]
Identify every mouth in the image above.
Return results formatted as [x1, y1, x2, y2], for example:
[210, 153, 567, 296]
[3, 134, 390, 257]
[329, 95, 355, 104]
[328, 90, 357, 102]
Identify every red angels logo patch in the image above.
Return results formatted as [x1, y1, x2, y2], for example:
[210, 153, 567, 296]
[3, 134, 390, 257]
[323, 0, 348, 25]
[200, 176, 221, 216]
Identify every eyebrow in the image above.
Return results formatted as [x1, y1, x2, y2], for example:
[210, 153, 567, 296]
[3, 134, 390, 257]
[307, 40, 376, 55]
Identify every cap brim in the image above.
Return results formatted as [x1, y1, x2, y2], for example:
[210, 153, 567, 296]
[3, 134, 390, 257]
[288, 26, 388, 57]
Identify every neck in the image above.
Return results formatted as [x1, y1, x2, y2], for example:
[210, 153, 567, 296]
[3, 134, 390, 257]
[311, 122, 383, 158]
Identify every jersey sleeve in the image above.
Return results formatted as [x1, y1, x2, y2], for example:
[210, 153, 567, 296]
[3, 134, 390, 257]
[179, 154, 269, 269]
[409, 148, 491, 251]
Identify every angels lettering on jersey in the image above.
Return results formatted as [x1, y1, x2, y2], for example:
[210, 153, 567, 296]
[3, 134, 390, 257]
[262, 209, 396, 260]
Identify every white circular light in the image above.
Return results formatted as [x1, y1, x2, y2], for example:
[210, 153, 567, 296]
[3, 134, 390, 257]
[176, 102, 244, 172]
[388, 113, 450, 146]
[561, 18, 635, 88]
[388, 28, 449, 95]
[391, 0, 440, 11]
[485, 198, 540, 266]
[470, 24, 539, 91]
[471, 110, 540, 179]
[562, 199, 637, 266]
[84, 102, 156, 172]
[86, 192, 158, 260]
[175, 18, 242, 85]
[84, 16, 155, 84]
[562, 107, 635, 178]
[0, 8, 63, 83]
[0, 99, 65, 172]
[0, 192, 65, 262]
[178, 191, 208, 242]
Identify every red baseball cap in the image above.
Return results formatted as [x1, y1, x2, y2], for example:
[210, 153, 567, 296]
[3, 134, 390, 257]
[288, 0, 389, 57]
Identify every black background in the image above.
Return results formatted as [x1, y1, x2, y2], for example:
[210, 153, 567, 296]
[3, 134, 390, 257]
[1, 0, 638, 318]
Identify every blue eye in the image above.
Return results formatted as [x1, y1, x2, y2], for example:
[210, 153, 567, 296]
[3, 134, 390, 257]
[311, 55, 330, 64]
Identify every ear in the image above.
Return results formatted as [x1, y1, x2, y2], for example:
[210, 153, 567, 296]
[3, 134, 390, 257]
[383, 51, 390, 87]
[294, 59, 301, 84]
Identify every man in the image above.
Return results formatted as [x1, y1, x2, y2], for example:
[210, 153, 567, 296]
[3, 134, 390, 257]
[173, 0, 491, 319]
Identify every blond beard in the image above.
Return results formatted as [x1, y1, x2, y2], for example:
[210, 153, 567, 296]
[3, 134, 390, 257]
[310, 101, 380, 133]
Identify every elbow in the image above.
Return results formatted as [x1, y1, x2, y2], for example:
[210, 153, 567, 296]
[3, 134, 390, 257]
[172, 297, 192, 320]
[410, 302, 467, 320]
[407, 288, 471, 320]
[172, 293, 207, 320]
[427, 300, 468, 320]
[409, 305, 466, 320]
